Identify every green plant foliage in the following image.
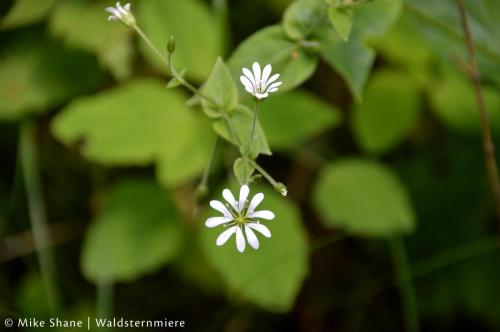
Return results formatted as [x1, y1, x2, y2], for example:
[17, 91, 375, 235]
[314, 159, 415, 237]
[1, 0, 55, 30]
[233, 157, 255, 184]
[282, 0, 326, 41]
[200, 185, 308, 312]
[49, 0, 134, 80]
[352, 70, 420, 154]
[259, 90, 342, 149]
[137, 0, 223, 80]
[81, 179, 183, 283]
[328, 5, 354, 41]
[228, 26, 318, 94]
[201, 58, 239, 118]
[52, 79, 210, 187]
[429, 71, 500, 136]
[212, 105, 272, 158]
[319, 0, 402, 100]
[0, 35, 104, 121]
[16, 273, 52, 317]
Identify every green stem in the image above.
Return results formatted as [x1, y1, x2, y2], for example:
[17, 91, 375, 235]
[133, 24, 242, 147]
[197, 136, 219, 194]
[97, 281, 113, 320]
[249, 101, 259, 151]
[20, 121, 59, 313]
[389, 238, 419, 332]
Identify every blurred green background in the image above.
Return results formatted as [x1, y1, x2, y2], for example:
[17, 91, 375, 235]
[1, 0, 500, 331]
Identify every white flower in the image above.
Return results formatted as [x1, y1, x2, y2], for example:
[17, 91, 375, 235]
[240, 62, 282, 100]
[105, 2, 135, 26]
[205, 185, 275, 253]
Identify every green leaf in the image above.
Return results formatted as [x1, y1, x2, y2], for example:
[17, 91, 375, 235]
[319, 0, 402, 100]
[200, 184, 309, 312]
[1, 0, 55, 30]
[166, 69, 186, 88]
[352, 70, 420, 154]
[212, 105, 272, 158]
[201, 57, 238, 118]
[156, 114, 213, 187]
[259, 89, 341, 150]
[0, 34, 104, 121]
[328, 6, 353, 41]
[49, 0, 134, 80]
[313, 159, 416, 237]
[228, 26, 318, 94]
[52, 79, 209, 187]
[282, 0, 326, 41]
[138, 0, 223, 80]
[429, 70, 500, 136]
[233, 157, 255, 184]
[81, 179, 183, 283]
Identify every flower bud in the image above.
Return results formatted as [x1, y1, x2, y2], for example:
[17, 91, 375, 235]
[167, 36, 176, 53]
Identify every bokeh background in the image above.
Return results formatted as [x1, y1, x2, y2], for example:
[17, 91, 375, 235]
[1, 0, 500, 331]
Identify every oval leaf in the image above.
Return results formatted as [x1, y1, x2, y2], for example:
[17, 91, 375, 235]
[313, 159, 416, 237]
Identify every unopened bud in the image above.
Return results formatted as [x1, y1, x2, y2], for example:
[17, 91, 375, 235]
[167, 36, 176, 53]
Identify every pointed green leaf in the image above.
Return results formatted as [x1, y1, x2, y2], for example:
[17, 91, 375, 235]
[233, 157, 255, 184]
[201, 58, 238, 117]
[328, 6, 353, 41]
[282, 0, 326, 41]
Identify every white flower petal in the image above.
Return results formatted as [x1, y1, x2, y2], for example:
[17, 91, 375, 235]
[124, 3, 131, 10]
[255, 92, 268, 100]
[267, 88, 279, 93]
[216, 226, 237, 246]
[248, 223, 271, 238]
[252, 62, 261, 86]
[245, 225, 260, 249]
[248, 210, 275, 220]
[210, 200, 232, 218]
[205, 216, 232, 228]
[248, 193, 264, 214]
[261, 64, 272, 85]
[264, 73, 280, 88]
[222, 189, 238, 211]
[240, 76, 254, 92]
[266, 81, 282, 91]
[105, 7, 121, 17]
[236, 227, 246, 252]
[242, 68, 255, 85]
[238, 185, 250, 212]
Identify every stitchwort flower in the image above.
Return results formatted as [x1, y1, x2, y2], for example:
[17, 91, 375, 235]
[105, 2, 136, 27]
[240, 62, 282, 100]
[205, 185, 275, 253]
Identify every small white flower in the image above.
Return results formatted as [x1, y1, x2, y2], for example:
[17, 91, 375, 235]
[240, 62, 282, 100]
[205, 185, 275, 253]
[105, 2, 135, 26]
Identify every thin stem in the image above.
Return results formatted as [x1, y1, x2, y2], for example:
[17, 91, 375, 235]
[249, 101, 259, 151]
[132, 24, 242, 146]
[404, 3, 500, 63]
[97, 281, 114, 320]
[458, 0, 500, 222]
[20, 121, 59, 313]
[389, 238, 420, 332]
[198, 136, 219, 193]
[246, 159, 278, 188]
